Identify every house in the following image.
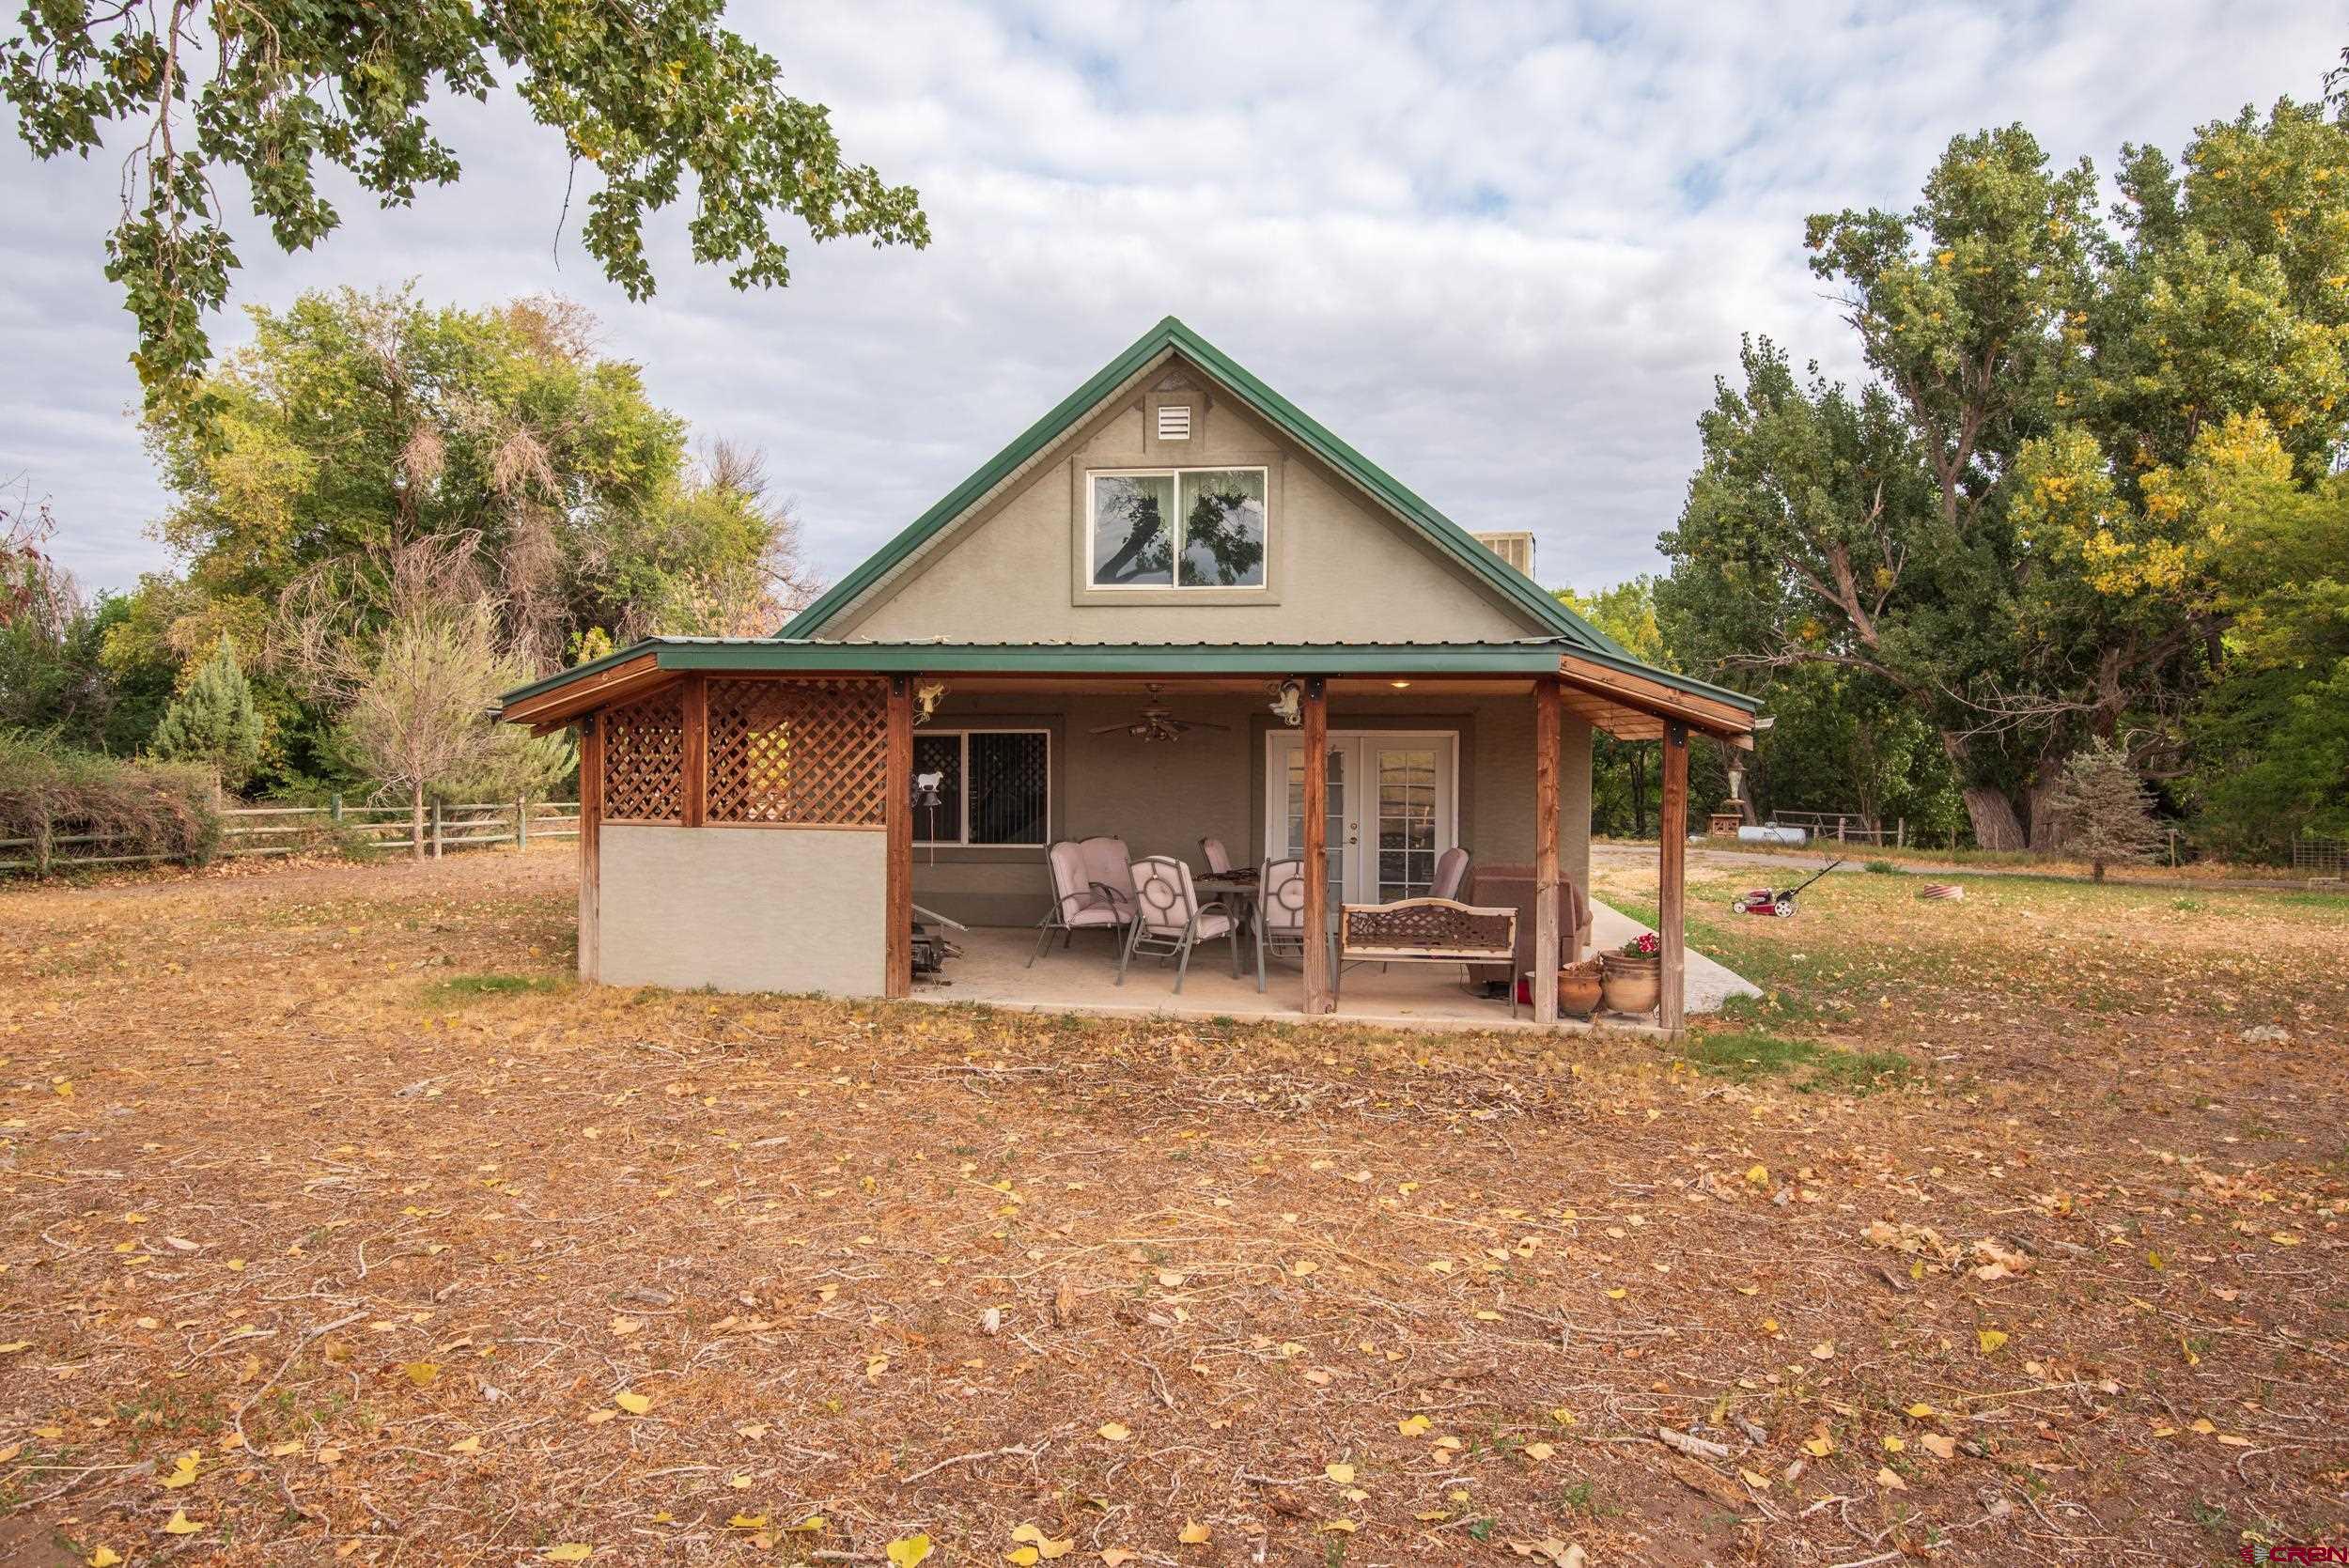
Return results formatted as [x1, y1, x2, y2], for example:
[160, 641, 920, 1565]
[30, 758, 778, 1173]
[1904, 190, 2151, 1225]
[497, 318, 1761, 1031]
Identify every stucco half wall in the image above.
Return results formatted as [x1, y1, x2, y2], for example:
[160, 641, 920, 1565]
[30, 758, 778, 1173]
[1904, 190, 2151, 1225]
[597, 824, 887, 996]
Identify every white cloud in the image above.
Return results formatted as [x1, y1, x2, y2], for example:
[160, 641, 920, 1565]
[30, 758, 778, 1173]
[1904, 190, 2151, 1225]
[1, 0, 2337, 602]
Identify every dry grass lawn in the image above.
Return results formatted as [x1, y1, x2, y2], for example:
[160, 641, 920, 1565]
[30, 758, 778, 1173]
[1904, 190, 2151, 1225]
[1, 846, 2345, 1567]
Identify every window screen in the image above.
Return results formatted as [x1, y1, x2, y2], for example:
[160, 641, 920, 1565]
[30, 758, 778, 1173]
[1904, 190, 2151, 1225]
[913, 731, 1047, 846]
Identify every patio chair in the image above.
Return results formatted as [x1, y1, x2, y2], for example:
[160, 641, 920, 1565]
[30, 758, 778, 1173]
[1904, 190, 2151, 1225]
[1252, 856, 1331, 993]
[1077, 835, 1139, 924]
[1200, 836, 1233, 874]
[1116, 855, 1242, 993]
[1429, 845, 1471, 901]
[1029, 841, 1132, 967]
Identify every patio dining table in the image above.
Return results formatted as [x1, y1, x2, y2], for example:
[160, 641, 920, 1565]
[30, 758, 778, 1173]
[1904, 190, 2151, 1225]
[1194, 867, 1263, 935]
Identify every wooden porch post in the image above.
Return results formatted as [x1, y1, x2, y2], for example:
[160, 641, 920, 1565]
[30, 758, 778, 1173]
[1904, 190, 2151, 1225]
[578, 710, 602, 983]
[1533, 675, 1562, 1026]
[1659, 722, 1689, 1035]
[884, 675, 913, 1000]
[1299, 677, 1333, 1016]
[679, 674, 708, 829]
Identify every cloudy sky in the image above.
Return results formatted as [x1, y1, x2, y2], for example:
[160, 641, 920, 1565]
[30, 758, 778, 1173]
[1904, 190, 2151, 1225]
[2, 1, 2337, 604]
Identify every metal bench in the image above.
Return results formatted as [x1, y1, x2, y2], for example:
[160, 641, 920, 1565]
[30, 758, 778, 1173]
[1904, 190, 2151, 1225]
[1335, 897, 1520, 1017]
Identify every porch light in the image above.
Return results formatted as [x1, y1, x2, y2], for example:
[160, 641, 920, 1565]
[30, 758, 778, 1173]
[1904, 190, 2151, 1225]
[1390, 680, 1411, 689]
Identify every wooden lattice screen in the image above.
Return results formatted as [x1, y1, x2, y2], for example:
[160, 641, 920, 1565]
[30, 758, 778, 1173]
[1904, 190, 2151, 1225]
[601, 686, 688, 821]
[708, 678, 889, 826]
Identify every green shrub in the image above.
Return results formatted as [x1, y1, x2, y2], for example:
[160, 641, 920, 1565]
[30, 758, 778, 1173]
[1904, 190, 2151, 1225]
[1865, 859, 1896, 874]
[0, 729, 221, 873]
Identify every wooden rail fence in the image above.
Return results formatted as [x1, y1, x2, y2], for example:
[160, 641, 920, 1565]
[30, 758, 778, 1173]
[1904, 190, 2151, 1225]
[0, 799, 581, 877]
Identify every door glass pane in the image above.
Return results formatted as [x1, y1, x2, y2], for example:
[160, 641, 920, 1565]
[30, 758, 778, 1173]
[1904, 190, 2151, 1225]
[1176, 469, 1267, 586]
[1091, 474, 1175, 585]
[912, 735, 962, 844]
[1376, 748, 1437, 901]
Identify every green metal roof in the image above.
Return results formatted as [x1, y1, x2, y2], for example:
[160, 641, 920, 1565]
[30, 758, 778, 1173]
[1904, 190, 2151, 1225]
[777, 316, 1633, 659]
[499, 636, 1622, 708]
[496, 634, 1766, 720]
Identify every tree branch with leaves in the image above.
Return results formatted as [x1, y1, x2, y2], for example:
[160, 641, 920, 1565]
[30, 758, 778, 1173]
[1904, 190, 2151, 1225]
[4, 0, 930, 405]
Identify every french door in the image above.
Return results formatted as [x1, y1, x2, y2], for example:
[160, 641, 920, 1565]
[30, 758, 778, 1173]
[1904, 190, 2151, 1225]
[1265, 732, 1457, 912]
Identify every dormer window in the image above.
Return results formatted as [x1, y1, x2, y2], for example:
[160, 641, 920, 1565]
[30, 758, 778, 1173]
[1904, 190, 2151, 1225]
[1088, 467, 1268, 589]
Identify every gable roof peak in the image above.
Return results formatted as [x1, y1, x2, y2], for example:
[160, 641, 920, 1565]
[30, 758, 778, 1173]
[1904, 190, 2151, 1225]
[780, 316, 1626, 659]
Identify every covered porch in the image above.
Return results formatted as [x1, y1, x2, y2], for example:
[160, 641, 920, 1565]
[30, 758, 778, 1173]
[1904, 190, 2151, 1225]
[500, 639, 1762, 1034]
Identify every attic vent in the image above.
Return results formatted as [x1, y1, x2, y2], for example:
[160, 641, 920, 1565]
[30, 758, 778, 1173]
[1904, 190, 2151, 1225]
[1472, 531, 1536, 579]
[1156, 403, 1192, 441]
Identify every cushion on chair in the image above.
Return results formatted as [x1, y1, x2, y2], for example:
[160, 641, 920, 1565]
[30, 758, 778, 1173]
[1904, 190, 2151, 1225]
[1192, 908, 1236, 939]
[1079, 836, 1137, 914]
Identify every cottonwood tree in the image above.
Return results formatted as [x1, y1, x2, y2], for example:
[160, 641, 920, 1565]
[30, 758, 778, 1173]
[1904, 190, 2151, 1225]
[147, 288, 802, 671]
[2, 1, 928, 405]
[1663, 93, 2349, 850]
[148, 636, 261, 793]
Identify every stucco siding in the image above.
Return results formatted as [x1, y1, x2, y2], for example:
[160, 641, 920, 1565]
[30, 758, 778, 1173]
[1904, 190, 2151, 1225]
[599, 824, 887, 996]
[838, 378, 1544, 645]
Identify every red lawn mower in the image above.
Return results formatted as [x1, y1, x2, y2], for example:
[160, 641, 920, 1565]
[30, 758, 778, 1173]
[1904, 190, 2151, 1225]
[1730, 858, 1845, 918]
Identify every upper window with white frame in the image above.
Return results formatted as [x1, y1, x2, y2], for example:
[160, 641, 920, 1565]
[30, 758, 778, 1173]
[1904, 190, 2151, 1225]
[910, 729, 1049, 846]
[1089, 468, 1268, 589]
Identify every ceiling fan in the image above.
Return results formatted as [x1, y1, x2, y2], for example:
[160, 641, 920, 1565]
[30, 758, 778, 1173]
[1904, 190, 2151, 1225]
[1089, 684, 1231, 742]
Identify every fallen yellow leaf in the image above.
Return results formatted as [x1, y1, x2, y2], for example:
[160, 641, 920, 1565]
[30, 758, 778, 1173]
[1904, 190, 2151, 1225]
[1325, 1462, 1356, 1484]
[1396, 1414, 1431, 1436]
[887, 1536, 934, 1567]
[1178, 1521, 1212, 1545]
[612, 1390, 651, 1416]
[163, 1510, 202, 1536]
[543, 1548, 593, 1563]
[88, 1550, 122, 1568]
[403, 1361, 440, 1388]
[1097, 1421, 1132, 1442]
[1977, 1328, 2009, 1356]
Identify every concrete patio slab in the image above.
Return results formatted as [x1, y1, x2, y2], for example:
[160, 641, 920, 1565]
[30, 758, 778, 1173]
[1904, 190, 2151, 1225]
[909, 909, 1756, 1032]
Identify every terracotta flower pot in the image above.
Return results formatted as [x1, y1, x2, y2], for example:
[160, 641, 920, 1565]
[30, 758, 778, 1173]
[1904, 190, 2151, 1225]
[1601, 952, 1661, 1015]
[1557, 962, 1604, 1018]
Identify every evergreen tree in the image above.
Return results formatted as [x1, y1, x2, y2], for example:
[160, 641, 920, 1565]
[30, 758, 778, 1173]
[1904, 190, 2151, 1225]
[2045, 740, 2163, 881]
[149, 639, 263, 794]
